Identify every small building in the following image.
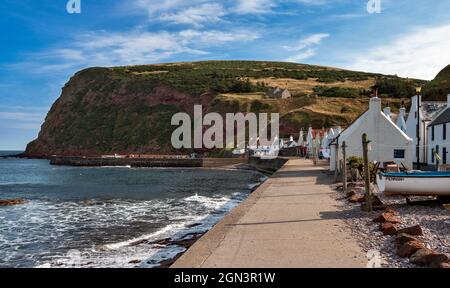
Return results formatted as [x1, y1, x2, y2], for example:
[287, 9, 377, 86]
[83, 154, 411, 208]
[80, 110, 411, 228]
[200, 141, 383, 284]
[427, 95, 450, 166]
[405, 95, 447, 164]
[330, 97, 414, 171]
[327, 127, 342, 164]
[266, 87, 291, 99]
[305, 127, 327, 158]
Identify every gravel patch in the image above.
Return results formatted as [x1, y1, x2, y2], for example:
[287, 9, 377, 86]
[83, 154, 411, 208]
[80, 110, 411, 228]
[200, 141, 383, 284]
[332, 182, 450, 268]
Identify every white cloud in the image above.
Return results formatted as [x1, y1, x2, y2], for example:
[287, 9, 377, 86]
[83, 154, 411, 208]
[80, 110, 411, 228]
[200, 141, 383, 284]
[179, 29, 259, 45]
[284, 33, 330, 51]
[284, 33, 330, 62]
[234, 0, 277, 14]
[75, 29, 258, 65]
[286, 49, 318, 62]
[131, 0, 199, 16]
[10, 28, 260, 74]
[347, 24, 450, 80]
[131, 0, 334, 23]
[160, 3, 226, 27]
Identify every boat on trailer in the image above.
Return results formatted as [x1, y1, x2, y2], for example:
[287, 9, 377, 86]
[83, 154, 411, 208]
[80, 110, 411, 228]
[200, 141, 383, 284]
[378, 171, 450, 196]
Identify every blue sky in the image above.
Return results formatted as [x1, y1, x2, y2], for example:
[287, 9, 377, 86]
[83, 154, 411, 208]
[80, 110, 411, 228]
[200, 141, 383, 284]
[1, 0, 450, 150]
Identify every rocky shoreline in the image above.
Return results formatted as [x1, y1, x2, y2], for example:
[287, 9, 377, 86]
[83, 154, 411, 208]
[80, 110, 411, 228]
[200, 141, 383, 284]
[152, 232, 206, 268]
[140, 169, 270, 268]
[333, 182, 450, 268]
[0, 198, 27, 207]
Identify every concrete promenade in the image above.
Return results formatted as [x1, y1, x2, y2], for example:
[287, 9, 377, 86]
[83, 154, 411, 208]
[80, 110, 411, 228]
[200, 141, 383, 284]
[173, 159, 367, 268]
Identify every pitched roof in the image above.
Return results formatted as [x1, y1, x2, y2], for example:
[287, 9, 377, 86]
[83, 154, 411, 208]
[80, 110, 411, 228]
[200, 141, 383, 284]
[429, 107, 450, 126]
[421, 101, 447, 121]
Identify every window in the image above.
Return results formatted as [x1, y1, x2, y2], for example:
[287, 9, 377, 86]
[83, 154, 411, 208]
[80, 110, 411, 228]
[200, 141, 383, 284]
[432, 148, 435, 163]
[444, 147, 447, 165]
[444, 124, 447, 140]
[432, 126, 435, 141]
[394, 149, 405, 159]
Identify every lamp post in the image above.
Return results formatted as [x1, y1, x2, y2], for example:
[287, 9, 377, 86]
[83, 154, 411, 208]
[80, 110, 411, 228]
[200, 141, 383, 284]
[416, 87, 422, 170]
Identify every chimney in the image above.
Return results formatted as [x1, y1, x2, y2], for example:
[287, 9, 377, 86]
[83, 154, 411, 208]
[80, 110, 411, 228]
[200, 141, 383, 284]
[383, 107, 391, 118]
[447, 94, 450, 108]
[369, 96, 382, 112]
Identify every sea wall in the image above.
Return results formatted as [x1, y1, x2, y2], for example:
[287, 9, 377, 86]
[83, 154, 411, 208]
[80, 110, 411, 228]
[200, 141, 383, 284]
[50, 157, 203, 168]
[49, 157, 250, 168]
[49, 156, 288, 170]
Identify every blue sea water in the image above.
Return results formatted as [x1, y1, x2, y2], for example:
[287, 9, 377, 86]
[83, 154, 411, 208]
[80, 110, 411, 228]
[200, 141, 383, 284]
[0, 153, 264, 268]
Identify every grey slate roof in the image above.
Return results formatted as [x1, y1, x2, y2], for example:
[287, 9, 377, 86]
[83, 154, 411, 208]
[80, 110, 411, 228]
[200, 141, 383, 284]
[422, 102, 447, 121]
[429, 107, 450, 126]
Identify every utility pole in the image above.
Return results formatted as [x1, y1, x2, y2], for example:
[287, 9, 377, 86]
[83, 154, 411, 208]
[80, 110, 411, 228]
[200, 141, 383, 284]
[416, 87, 422, 170]
[342, 141, 347, 194]
[362, 134, 372, 212]
[333, 141, 339, 183]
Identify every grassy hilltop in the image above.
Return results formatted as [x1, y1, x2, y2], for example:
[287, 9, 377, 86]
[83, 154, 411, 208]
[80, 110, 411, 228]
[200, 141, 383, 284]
[423, 65, 450, 101]
[25, 61, 426, 157]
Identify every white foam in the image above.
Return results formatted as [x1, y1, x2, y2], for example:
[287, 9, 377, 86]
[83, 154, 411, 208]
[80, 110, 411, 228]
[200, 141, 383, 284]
[104, 222, 188, 251]
[33, 192, 248, 268]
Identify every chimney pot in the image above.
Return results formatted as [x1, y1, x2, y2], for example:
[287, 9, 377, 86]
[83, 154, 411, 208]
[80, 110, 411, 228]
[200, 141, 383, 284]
[369, 97, 382, 112]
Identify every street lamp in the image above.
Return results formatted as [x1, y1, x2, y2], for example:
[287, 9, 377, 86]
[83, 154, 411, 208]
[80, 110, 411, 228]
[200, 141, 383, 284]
[416, 87, 422, 170]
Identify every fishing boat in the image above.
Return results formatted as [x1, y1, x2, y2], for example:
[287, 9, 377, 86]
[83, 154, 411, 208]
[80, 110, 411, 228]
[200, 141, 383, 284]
[378, 171, 450, 196]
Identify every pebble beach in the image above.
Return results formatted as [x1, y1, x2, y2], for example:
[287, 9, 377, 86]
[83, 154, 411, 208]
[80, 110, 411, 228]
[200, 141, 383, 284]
[333, 182, 450, 268]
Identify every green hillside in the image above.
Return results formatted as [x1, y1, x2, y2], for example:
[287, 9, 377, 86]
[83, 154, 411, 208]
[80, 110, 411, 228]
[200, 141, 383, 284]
[24, 61, 426, 157]
[423, 65, 450, 101]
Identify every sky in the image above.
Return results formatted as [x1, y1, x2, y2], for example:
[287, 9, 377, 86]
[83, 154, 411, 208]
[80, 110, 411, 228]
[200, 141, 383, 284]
[1, 0, 450, 150]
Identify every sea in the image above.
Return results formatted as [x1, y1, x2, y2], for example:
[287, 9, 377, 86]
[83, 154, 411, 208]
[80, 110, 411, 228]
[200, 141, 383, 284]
[0, 151, 266, 268]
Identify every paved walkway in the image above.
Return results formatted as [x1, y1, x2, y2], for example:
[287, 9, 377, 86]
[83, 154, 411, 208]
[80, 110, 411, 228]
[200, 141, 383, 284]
[172, 159, 367, 268]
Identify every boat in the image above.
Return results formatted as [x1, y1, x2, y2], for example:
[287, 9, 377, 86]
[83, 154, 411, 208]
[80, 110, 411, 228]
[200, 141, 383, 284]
[378, 171, 450, 196]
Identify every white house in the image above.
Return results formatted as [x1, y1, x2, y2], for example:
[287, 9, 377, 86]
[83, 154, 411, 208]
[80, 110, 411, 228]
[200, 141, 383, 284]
[330, 97, 414, 171]
[266, 87, 292, 99]
[405, 95, 447, 165]
[327, 127, 342, 166]
[321, 130, 329, 149]
[306, 126, 314, 157]
[427, 95, 450, 166]
[298, 130, 305, 147]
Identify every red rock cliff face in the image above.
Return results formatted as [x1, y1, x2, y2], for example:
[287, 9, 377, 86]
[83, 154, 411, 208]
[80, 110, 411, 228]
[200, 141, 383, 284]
[24, 67, 214, 157]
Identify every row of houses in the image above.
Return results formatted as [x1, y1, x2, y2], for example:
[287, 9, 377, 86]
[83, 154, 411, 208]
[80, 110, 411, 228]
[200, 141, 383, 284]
[322, 93, 450, 171]
[244, 91, 450, 169]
